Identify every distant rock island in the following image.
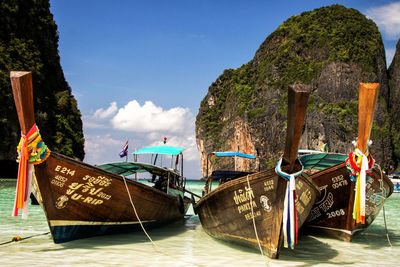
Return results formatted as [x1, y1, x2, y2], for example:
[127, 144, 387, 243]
[0, 0, 84, 177]
[196, 5, 400, 176]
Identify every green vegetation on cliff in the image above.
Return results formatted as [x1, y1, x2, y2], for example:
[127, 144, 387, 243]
[196, 4, 394, 171]
[0, 0, 85, 174]
[199, 5, 382, 126]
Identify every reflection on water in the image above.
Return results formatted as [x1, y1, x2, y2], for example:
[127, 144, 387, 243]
[0, 179, 398, 266]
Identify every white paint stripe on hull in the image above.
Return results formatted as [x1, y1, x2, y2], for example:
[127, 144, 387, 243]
[50, 220, 156, 227]
[307, 225, 363, 235]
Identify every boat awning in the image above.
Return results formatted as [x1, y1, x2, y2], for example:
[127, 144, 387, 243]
[97, 162, 175, 177]
[299, 153, 348, 171]
[133, 146, 184, 156]
[213, 152, 256, 159]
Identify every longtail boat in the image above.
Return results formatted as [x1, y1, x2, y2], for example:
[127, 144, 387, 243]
[193, 84, 320, 259]
[10, 71, 192, 243]
[301, 83, 394, 241]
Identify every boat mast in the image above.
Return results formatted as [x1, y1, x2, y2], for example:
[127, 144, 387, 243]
[356, 83, 379, 153]
[282, 84, 312, 171]
[10, 71, 36, 135]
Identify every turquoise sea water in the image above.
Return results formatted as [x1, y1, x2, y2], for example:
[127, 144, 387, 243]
[0, 179, 399, 266]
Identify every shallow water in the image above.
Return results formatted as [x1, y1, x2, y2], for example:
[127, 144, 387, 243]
[0, 179, 398, 266]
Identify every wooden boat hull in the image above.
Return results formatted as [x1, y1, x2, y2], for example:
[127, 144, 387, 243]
[193, 168, 320, 259]
[32, 152, 191, 243]
[305, 162, 394, 241]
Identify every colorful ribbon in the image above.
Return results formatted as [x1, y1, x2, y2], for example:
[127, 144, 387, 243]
[275, 158, 304, 249]
[13, 123, 50, 218]
[345, 147, 374, 225]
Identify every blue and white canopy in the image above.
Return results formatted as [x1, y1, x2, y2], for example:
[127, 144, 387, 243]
[133, 146, 184, 156]
[213, 152, 256, 159]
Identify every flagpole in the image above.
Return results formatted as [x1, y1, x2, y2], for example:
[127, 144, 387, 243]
[126, 139, 128, 162]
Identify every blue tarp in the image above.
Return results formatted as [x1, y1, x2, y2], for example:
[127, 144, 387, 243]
[132, 146, 184, 156]
[213, 152, 256, 159]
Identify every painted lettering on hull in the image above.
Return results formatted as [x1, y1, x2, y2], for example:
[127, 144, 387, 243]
[264, 180, 274, 192]
[306, 190, 334, 222]
[52, 164, 113, 209]
[307, 207, 321, 222]
[331, 174, 348, 189]
[319, 192, 334, 212]
[233, 185, 268, 221]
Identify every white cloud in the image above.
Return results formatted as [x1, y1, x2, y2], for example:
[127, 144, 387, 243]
[84, 134, 121, 164]
[366, 2, 400, 40]
[83, 102, 118, 129]
[93, 102, 118, 119]
[111, 100, 192, 133]
[82, 119, 104, 129]
[82, 99, 202, 179]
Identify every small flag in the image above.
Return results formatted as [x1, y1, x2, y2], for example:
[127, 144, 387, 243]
[320, 143, 327, 152]
[119, 140, 128, 158]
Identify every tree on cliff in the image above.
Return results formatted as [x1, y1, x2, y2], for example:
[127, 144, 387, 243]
[196, 4, 396, 175]
[0, 0, 84, 177]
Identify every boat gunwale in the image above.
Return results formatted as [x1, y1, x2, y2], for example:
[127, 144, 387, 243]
[194, 166, 319, 209]
[308, 160, 394, 197]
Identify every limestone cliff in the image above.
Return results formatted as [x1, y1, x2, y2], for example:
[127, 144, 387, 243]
[388, 39, 400, 171]
[196, 5, 395, 176]
[0, 0, 84, 177]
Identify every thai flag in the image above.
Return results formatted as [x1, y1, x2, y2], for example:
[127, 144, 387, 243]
[119, 140, 128, 158]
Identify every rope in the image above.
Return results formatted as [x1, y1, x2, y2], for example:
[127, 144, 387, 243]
[14, 123, 50, 218]
[121, 175, 170, 256]
[376, 164, 392, 247]
[246, 175, 264, 256]
[345, 146, 375, 225]
[0, 232, 50, 246]
[275, 158, 303, 249]
[122, 176, 205, 266]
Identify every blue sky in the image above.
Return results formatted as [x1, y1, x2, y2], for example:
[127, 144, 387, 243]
[49, 0, 400, 179]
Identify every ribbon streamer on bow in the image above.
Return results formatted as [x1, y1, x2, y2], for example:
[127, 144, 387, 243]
[345, 147, 374, 224]
[13, 123, 50, 219]
[275, 158, 304, 249]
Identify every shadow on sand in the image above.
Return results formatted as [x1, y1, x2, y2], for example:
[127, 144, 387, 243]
[38, 215, 195, 252]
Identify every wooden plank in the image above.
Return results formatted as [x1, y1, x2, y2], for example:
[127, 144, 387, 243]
[356, 83, 379, 153]
[10, 71, 35, 134]
[283, 84, 312, 171]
